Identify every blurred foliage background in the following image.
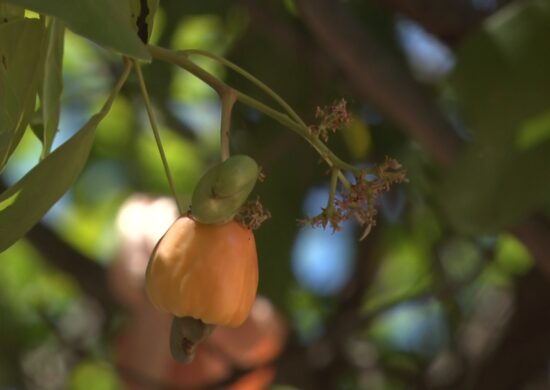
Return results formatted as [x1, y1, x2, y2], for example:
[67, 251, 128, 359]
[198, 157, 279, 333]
[2, 0, 550, 389]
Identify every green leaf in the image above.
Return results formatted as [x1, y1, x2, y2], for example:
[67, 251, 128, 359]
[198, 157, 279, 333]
[0, 18, 46, 171]
[0, 60, 131, 252]
[70, 360, 119, 390]
[0, 3, 23, 23]
[437, 0, 550, 234]
[438, 142, 550, 234]
[516, 107, 550, 150]
[29, 107, 44, 142]
[362, 228, 433, 316]
[0, 113, 98, 252]
[341, 115, 372, 160]
[40, 17, 64, 157]
[0, 0, 150, 61]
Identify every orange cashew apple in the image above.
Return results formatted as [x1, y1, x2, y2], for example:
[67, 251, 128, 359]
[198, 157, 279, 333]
[145, 216, 259, 327]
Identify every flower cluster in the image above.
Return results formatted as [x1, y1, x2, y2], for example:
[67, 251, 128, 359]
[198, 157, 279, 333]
[309, 99, 351, 141]
[236, 197, 272, 230]
[303, 157, 407, 238]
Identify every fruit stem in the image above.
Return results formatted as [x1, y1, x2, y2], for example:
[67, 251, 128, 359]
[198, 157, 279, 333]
[220, 89, 236, 161]
[134, 60, 184, 215]
[327, 168, 339, 216]
[147, 45, 364, 176]
[180, 49, 307, 128]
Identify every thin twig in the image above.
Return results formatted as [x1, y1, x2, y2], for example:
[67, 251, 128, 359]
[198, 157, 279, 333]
[134, 61, 184, 215]
[220, 89, 237, 161]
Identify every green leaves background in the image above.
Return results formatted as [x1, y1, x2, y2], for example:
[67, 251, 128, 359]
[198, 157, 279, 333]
[0, 0, 142, 252]
[0, 109, 103, 252]
[0, 18, 45, 170]
[437, 0, 550, 234]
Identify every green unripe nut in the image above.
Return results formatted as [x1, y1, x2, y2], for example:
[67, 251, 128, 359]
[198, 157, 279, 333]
[191, 155, 259, 224]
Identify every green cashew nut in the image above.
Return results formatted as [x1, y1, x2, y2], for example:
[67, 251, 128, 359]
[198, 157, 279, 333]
[191, 155, 259, 224]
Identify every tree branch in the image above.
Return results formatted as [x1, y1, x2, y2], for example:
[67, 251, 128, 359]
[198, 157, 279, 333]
[296, 0, 462, 167]
[510, 216, 550, 278]
[472, 269, 550, 389]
